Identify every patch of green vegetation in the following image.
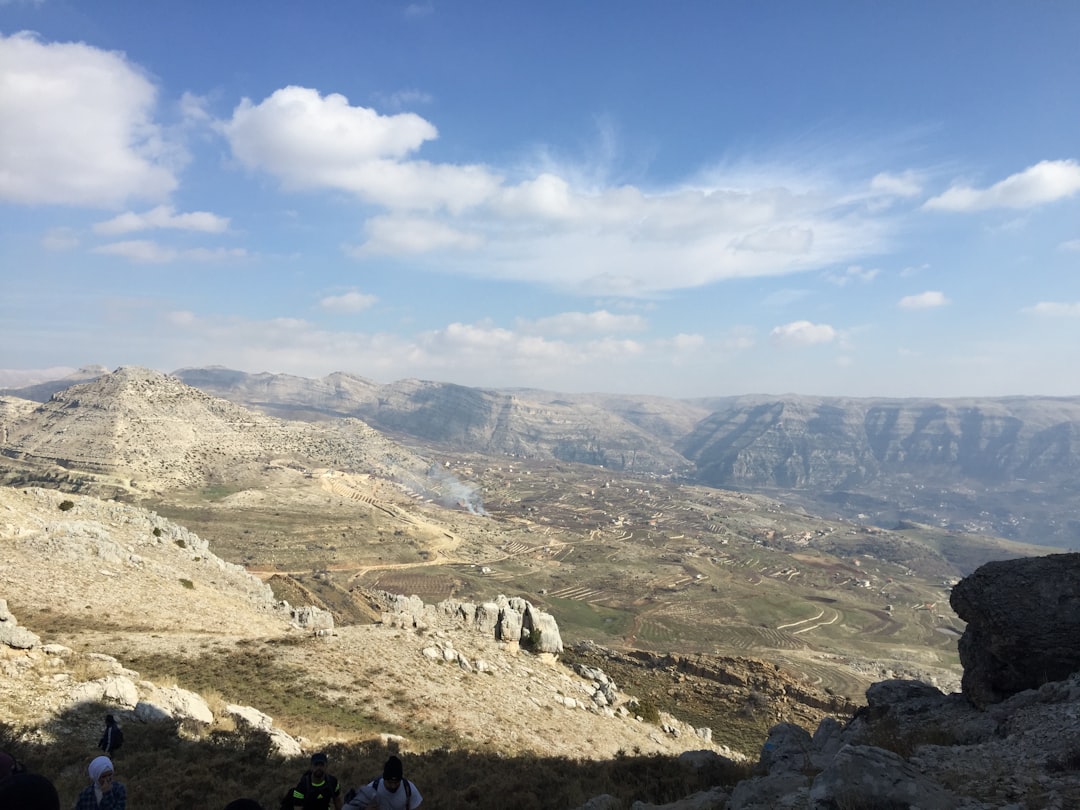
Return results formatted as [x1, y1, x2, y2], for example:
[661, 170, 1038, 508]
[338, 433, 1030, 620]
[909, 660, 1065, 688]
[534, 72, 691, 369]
[543, 596, 634, 640]
[179, 578, 195, 590]
[58, 499, 75, 511]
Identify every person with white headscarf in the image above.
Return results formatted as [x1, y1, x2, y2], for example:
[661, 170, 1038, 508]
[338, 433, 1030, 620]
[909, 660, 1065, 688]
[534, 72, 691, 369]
[72, 755, 126, 810]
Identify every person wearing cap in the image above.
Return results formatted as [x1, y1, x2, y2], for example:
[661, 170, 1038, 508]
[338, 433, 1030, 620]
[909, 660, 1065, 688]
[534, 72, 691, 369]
[291, 752, 342, 810]
[343, 756, 422, 810]
[73, 755, 126, 810]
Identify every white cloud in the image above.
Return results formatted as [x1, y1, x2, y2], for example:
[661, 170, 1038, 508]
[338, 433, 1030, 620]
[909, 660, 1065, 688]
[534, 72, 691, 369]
[898, 290, 949, 310]
[94, 205, 230, 235]
[518, 310, 648, 337]
[870, 171, 922, 197]
[349, 216, 483, 255]
[0, 32, 179, 206]
[1023, 301, 1080, 317]
[319, 290, 379, 313]
[825, 264, 880, 286]
[666, 333, 707, 351]
[770, 320, 837, 347]
[733, 226, 814, 254]
[222, 86, 502, 212]
[220, 85, 891, 294]
[924, 160, 1080, 211]
[92, 240, 247, 263]
[1059, 239, 1080, 252]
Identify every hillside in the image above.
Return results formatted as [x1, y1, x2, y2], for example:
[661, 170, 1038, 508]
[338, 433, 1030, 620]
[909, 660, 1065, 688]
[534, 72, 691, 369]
[2, 368, 1062, 701]
[8, 366, 1080, 547]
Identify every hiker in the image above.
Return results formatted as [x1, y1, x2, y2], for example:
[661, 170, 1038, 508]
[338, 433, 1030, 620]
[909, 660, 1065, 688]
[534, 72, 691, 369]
[343, 756, 422, 810]
[291, 752, 342, 810]
[97, 715, 123, 757]
[73, 756, 126, 810]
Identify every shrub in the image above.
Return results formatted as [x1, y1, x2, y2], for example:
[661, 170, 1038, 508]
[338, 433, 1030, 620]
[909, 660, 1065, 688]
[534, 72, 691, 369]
[179, 579, 195, 590]
[629, 698, 661, 724]
[175, 538, 187, 549]
[153, 527, 163, 537]
[58, 500, 75, 511]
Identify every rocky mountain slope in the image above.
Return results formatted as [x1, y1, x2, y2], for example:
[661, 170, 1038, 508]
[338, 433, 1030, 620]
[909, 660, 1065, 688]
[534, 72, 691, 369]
[0, 366, 433, 495]
[0, 485, 742, 765]
[7, 366, 1080, 545]
[172, 367, 698, 474]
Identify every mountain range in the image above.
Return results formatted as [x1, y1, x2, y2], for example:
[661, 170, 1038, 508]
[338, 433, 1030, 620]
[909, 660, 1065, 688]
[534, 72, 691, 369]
[8, 364, 1075, 547]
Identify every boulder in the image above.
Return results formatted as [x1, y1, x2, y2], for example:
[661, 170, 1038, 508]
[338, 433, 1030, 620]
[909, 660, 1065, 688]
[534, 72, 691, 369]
[808, 744, 961, 809]
[0, 599, 40, 649]
[950, 552, 1080, 707]
[134, 683, 213, 724]
[523, 604, 564, 654]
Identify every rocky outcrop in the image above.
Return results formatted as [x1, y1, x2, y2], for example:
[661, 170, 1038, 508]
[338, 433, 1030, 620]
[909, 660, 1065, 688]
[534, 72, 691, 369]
[950, 552, 1080, 707]
[374, 591, 564, 654]
[0, 598, 40, 649]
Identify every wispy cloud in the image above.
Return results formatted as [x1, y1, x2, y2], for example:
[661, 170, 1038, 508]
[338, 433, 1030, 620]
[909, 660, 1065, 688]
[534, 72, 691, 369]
[517, 310, 648, 337]
[924, 160, 1080, 211]
[825, 264, 880, 286]
[770, 320, 837, 347]
[870, 170, 923, 198]
[92, 240, 246, 263]
[1059, 239, 1080, 253]
[898, 290, 949, 310]
[94, 205, 230, 235]
[1022, 301, 1080, 317]
[218, 85, 893, 298]
[319, 290, 379, 313]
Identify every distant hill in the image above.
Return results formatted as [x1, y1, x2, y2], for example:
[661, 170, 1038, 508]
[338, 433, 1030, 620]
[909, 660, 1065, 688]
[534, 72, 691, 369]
[0, 366, 432, 494]
[172, 367, 698, 474]
[6, 365, 1080, 547]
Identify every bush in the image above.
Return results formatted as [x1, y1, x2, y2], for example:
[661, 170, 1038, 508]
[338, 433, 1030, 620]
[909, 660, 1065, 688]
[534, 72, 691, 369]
[153, 527, 163, 537]
[629, 698, 661, 724]
[179, 579, 195, 590]
[58, 500, 75, 511]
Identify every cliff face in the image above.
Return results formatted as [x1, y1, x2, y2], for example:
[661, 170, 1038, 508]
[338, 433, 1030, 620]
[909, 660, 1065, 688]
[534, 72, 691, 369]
[175, 368, 696, 474]
[679, 396, 1080, 490]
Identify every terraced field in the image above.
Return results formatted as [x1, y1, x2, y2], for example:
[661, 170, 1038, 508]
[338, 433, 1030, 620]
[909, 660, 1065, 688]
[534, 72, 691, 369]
[142, 452, 1025, 697]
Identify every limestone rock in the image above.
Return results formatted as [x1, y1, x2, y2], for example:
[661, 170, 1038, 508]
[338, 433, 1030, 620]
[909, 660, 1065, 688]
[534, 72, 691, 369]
[630, 787, 730, 810]
[135, 683, 213, 724]
[808, 744, 961, 809]
[950, 552, 1080, 707]
[0, 599, 40, 649]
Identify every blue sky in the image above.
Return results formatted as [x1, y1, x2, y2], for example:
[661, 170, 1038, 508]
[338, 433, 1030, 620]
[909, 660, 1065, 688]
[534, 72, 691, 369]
[2, 1, 1079, 398]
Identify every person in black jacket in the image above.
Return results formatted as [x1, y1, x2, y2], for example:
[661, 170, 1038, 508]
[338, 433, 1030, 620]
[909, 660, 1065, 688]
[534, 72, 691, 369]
[292, 752, 342, 810]
[98, 715, 124, 756]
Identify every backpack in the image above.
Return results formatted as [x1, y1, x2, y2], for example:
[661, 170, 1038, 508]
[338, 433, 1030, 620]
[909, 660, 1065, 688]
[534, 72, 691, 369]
[367, 777, 413, 809]
[279, 772, 308, 810]
[343, 777, 410, 807]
